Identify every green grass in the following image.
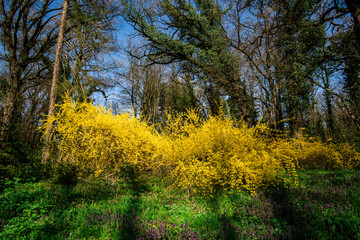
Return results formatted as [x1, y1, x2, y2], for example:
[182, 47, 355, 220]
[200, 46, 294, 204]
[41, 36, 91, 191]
[1, 170, 360, 239]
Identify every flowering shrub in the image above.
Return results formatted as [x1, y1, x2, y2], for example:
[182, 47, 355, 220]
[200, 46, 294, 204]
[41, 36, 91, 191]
[41, 97, 359, 193]
[274, 137, 360, 170]
[335, 142, 360, 169]
[40, 96, 167, 175]
[164, 110, 297, 193]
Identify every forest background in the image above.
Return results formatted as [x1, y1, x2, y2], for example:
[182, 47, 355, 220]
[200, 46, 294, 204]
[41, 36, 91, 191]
[1, 0, 360, 183]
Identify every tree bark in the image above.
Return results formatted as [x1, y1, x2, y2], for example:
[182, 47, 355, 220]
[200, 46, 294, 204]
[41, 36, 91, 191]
[345, 0, 360, 49]
[42, 0, 69, 164]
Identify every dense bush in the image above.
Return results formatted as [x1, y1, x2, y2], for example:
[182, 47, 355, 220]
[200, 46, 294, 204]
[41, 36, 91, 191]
[41, 97, 360, 194]
[273, 137, 360, 170]
[40, 96, 166, 176]
[0, 141, 47, 187]
[163, 109, 297, 194]
[50, 163, 79, 185]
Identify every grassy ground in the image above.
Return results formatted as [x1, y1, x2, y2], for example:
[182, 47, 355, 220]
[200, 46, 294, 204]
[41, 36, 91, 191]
[1, 170, 360, 240]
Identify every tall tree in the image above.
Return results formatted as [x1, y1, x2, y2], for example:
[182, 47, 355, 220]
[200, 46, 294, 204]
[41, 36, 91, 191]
[63, 0, 120, 102]
[273, 0, 326, 135]
[0, 0, 59, 142]
[42, 0, 120, 162]
[121, 0, 256, 124]
[344, 0, 360, 48]
[343, 0, 360, 129]
[225, 0, 284, 129]
[118, 41, 200, 123]
[42, 0, 69, 163]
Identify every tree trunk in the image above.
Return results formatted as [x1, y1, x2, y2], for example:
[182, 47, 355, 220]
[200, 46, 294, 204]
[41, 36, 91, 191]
[42, 0, 69, 164]
[345, 0, 360, 49]
[0, 62, 21, 142]
[275, 87, 284, 132]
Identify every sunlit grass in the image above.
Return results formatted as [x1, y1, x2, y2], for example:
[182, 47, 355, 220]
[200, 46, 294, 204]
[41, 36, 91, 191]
[1, 170, 360, 239]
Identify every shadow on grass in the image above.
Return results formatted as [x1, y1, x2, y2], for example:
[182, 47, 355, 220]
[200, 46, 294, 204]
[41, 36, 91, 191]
[3, 170, 359, 239]
[205, 191, 239, 240]
[0, 180, 86, 240]
[0, 167, 153, 240]
[265, 184, 304, 239]
[112, 166, 150, 240]
[55, 172, 151, 240]
[200, 171, 360, 240]
[265, 171, 360, 240]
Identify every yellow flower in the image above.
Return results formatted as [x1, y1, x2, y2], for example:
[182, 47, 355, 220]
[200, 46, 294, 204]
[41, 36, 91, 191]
[42, 96, 360, 194]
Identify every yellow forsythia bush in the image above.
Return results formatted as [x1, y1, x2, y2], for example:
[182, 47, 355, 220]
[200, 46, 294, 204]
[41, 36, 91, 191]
[336, 142, 360, 169]
[41, 96, 169, 175]
[283, 137, 360, 170]
[163, 110, 298, 194]
[41, 97, 359, 194]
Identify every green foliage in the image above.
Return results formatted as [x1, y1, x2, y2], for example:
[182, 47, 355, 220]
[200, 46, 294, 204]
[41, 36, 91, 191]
[0, 171, 360, 239]
[0, 142, 47, 184]
[121, 0, 256, 119]
[73, 180, 100, 196]
[50, 163, 79, 186]
[275, 0, 326, 133]
[0, 142, 31, 166]
[0, 164, 17, 182]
